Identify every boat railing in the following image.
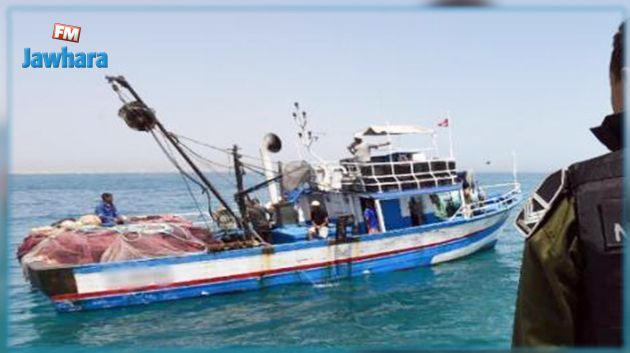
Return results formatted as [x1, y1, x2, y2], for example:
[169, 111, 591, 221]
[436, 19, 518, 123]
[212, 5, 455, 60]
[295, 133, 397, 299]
[376, 147, 439, 159]
[478, 182, 521, 191]
[338, 158, 458, 193]
[450, 182, 521, 219]
[310, 161, 351, 191]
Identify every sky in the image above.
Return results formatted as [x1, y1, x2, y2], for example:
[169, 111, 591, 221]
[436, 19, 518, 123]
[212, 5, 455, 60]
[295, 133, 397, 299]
[6, 4, 625, 174]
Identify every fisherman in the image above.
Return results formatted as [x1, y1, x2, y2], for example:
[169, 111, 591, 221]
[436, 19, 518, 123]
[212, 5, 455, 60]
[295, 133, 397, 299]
[512, 23, 625, 347]
[363, 200, 380, 234]
[264, 201, 275, 225]
[408, 197, 424, 226]
[347, 137, 391, 163]
[307, 200, 329, 240]
[246, 198, 272, 243]
[95, 193, 124, 227]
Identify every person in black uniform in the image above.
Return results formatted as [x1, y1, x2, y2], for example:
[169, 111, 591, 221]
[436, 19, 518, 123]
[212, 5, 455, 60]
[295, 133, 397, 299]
[512, 23, 625, 346]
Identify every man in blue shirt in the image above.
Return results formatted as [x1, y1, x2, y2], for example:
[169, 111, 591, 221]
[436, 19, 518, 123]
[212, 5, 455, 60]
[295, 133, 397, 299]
[95, 193, 123, 227]
[363, 200, 380, 234]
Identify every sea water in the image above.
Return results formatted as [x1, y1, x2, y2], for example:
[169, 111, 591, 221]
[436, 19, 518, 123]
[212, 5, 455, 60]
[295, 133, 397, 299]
[7, 172, 543, 349]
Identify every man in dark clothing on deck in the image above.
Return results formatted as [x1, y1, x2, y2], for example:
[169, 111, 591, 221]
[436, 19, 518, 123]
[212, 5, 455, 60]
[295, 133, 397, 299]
[95, 193, 124, 227]
[246, 198, 272, 243]
[308, 200, 329, 240]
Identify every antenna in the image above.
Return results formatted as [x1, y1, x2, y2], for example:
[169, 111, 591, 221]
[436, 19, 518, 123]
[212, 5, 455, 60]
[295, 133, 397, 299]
[291, 102, 324, 161]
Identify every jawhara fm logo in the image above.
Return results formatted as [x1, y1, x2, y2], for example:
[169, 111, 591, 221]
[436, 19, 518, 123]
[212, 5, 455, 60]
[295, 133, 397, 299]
[22, 23, 109, 69]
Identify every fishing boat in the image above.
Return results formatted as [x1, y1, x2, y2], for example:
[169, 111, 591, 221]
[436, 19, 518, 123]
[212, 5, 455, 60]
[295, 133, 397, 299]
[19, 76, 522, 312]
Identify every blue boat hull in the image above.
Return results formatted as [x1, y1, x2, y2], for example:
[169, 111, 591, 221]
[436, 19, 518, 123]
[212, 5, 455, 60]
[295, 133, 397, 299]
[43, 209, 511, 312]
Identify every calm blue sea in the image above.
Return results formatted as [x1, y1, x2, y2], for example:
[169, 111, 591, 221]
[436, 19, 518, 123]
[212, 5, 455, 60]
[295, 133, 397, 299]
[8, 172, 543, 349]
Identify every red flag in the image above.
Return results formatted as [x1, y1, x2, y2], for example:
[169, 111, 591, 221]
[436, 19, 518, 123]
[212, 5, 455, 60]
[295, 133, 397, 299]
[437, 118, 449, 127]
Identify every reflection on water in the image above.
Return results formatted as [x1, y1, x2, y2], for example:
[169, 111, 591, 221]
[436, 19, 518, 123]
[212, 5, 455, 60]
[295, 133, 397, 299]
[8, 173, 541, 348]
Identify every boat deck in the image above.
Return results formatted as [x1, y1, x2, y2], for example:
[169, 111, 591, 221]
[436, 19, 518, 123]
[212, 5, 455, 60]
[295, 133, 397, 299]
[271, 223, 353, 243]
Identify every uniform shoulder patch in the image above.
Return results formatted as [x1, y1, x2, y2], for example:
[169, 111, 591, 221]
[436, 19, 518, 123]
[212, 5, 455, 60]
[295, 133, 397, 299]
[514, 169, 567, 238]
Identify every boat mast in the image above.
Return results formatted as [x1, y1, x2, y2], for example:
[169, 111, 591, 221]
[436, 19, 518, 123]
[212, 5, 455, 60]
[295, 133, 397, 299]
[232, 144, 249, 228]
[447, 111, 454, 160]
[512, 150, 519, 187]
[232, 145, 273, 242]
[105, 75, 243, 230]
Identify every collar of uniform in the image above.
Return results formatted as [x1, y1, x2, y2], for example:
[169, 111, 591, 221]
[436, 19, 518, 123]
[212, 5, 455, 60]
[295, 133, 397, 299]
[591, 112, 624, 151]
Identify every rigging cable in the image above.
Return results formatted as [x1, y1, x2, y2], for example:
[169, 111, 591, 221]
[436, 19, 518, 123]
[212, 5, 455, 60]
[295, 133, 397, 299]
[150, 130, 215, 229]
[171, 134, 231, 154]
[176, 142, 237, 187]
[157, 131, 217, 226]
[173, 132, 266, 163]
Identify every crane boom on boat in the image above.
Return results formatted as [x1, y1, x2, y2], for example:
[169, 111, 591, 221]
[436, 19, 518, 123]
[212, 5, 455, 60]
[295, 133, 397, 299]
[105, 75, 245, 231]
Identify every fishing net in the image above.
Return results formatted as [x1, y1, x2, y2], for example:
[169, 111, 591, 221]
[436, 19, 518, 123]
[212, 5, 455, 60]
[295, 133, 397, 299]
[118, 101, 157, 131]
[281, 161, 313, 191]
[100, 223, 206, 262]
[18, 215, 216, 267]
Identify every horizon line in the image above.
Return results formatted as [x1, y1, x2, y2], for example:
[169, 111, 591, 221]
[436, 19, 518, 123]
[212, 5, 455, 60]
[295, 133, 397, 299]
[8, 170, 550, 176]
